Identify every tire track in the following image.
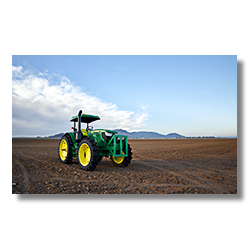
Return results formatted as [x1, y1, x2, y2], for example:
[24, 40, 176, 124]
[18, 152, 57, 166]
[171, 159, 235, 177]
[156, 159, 237, 186]
[108, 161, 195, 193]
[152, 159, 222, 186]
[109, 161, 210, 193]
[136, 156, 236, 186]
[134, 159, 228, 193]
[12, 159, 29, 194]
[205, 149, 235, 162]
[136, 155, 233, 174]
[17, 152, 61, 175]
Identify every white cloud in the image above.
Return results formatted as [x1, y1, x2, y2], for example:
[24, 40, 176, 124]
[140, 105, 149, 110]
[12, 66, 148, 136]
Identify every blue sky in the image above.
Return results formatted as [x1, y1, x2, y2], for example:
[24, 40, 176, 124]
[12, 55, 237, 137]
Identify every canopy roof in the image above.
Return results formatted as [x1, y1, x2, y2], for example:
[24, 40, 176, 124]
[70, 114, 100, 123]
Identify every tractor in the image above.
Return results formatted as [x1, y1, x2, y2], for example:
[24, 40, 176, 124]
[58, 110, 133, 171]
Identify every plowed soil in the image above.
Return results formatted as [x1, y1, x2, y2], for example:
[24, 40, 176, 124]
[12, 138, 237, 194]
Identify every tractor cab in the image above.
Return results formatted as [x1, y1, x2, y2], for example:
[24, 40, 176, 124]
[70, 111, 100, 140]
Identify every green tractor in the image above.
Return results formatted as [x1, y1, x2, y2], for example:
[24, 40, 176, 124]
[58, 110, 133, 171]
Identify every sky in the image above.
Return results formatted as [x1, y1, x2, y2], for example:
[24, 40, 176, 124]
[12, 55, 237, 137]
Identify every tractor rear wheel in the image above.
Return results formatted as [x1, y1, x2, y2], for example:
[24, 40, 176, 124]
[77, 137, 100, 171]
[111, 143, 133, 168]
[58, 134, 73, 164]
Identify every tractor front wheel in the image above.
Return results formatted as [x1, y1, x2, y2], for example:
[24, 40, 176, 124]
[77, 137, 99, 171]
[111, 144, 133, 168]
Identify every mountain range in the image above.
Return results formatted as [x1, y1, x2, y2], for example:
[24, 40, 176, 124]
[36, 130, 186, 139]
[114, 129, 185, 139]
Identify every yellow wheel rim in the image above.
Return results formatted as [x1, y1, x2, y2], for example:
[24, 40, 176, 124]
[79, 143, 91, 166]
[112, 153, 125, 164]
[59, 139, 68, 160]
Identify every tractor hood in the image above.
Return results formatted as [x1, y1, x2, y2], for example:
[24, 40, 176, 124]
[89, 129, 118, 135]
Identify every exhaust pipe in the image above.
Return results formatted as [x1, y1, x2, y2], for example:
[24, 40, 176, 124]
[76, 110, 82, 142]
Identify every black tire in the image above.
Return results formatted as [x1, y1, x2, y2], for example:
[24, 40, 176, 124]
[111, 143, 133, 168]
[97, 155, 103, 163]
[77, 137, 100, 171]
[58, 134, 73, 164]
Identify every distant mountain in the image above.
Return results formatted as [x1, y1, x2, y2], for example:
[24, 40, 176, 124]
[13, 130, 186, 139]
[42, 130, 186, 139]
[164, 133, 186, 138]
[43, 133, 64, 139]
[114, 129, 186, 139]
[112, 129, 131, 136]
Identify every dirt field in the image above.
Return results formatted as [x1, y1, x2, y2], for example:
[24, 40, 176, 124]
[12, 138, 237, 194]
